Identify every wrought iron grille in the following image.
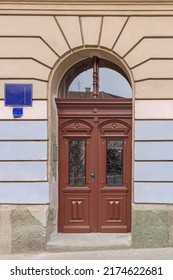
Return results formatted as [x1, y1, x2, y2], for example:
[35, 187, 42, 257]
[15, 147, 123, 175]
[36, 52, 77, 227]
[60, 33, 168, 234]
[69, 140, 86, 186]
[106, 140, 123, 186]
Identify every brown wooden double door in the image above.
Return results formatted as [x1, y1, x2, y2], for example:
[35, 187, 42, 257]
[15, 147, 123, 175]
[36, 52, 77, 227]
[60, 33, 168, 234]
[57, 99, 132, 233]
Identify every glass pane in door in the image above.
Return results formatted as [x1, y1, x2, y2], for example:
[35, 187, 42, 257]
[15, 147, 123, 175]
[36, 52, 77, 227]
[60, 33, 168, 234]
[106, 140, 123, 186]
[69, 140, 86, 186]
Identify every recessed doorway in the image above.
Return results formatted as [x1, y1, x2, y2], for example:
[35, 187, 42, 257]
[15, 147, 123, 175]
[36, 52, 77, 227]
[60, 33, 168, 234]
[56, 57, 132, 233]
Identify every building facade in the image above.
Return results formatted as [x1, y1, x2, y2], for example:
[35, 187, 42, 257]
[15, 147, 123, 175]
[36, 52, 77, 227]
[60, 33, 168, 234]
[0, 0, 173, 253]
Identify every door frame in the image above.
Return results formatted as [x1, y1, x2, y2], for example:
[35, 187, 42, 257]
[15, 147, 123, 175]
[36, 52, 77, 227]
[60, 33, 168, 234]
[56, 98, 132, 233]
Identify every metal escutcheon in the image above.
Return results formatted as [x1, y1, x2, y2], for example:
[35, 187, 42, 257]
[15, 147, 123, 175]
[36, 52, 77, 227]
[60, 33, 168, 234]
[91, 171, 95, 182]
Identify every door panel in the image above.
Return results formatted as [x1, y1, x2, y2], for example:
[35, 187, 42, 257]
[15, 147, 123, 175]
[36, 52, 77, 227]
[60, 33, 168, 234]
[57, 99, 132, 233]
[101, 195, 127, 232]
[97, 119, 131, 232]
[63, 194, 90, 233]
[58, 119, 95, 232]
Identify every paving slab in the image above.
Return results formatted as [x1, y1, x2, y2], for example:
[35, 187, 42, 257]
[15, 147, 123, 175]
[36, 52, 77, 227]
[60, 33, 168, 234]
[0, 248, 173, 260]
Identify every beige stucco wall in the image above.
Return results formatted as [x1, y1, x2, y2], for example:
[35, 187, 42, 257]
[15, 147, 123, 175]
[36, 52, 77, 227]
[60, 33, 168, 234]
[0, 8, 172, 100]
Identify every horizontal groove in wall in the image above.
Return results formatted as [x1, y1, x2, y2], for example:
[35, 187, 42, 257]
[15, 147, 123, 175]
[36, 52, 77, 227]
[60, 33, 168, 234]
[136, 98, 173, 100]
[0, 139, 48, 141]
[0, 98, 48, 101]
[136, 119, 173, 121]
[135, 160, 173, 162]
[0, 77, 48, 82]
[0, 203, 50, 206]
[0, 139, 48, 142]
[0, 182, 48, 184]
[0, 119, 48, 122]
[0, 160, 47, 162]
[135, 139, 173, 142]
[135, 77, 173, 82]
[0, 119, 48, 121]
[1, 8, 173, 13]
[1, 14, 173, 21]
[134, 181, 173, 183]
[135, 98, 173, 100]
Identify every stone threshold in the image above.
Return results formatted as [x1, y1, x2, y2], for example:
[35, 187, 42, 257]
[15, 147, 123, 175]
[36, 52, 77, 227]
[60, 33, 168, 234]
[47, 233, 132, 253]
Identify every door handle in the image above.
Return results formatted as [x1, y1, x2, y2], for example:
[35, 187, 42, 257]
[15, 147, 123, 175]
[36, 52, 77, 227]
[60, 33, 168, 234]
[91, 171, 95, 182]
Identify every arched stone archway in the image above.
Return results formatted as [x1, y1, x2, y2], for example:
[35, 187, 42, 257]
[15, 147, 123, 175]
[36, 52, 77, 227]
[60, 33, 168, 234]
[49, 48, 134, 99]
[48, 48, 134, 233]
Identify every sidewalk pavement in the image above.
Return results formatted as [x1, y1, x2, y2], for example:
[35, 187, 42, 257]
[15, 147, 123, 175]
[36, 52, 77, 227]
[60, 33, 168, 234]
[0, 248, 173, 260]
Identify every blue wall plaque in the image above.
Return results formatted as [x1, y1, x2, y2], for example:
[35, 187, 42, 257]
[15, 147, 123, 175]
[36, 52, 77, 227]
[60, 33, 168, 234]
[13, 108, 23, 118]
[5, 84, 32, 106]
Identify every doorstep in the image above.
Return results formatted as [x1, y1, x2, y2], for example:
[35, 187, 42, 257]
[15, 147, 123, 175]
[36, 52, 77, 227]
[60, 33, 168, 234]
[47, 233, 131, 253]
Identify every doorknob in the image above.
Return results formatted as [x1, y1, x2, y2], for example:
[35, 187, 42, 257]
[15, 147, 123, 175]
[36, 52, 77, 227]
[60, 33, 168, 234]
[91, 171, 95, 182]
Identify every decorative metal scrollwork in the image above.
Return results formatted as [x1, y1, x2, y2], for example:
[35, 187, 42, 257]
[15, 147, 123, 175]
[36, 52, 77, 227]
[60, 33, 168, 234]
[69, 140, 86, 186]
[106, 140, 123, 186]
